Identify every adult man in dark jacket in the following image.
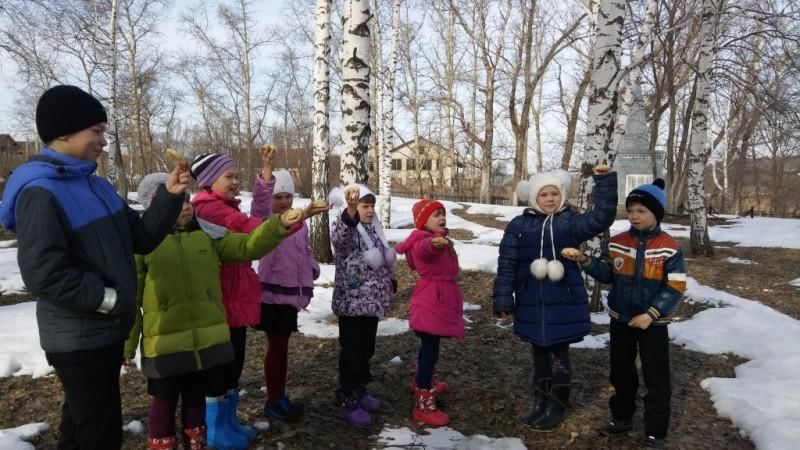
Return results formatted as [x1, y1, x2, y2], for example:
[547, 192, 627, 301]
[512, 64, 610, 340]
[0, 85, 190, 450]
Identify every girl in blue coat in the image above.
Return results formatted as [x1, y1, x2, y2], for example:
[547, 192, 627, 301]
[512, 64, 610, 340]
[493, 166, 617, 431]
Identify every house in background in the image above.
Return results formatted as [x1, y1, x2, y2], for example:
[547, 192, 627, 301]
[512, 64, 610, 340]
[613, 87, 666, 215]
[368, 137, 483, 197]
[0, 134, 37, 193]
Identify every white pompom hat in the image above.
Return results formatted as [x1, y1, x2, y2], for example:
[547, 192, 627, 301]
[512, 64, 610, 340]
[273, 170, 295, 196]
[515, 169, 572, 213]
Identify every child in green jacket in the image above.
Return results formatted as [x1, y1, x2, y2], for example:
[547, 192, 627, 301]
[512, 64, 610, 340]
[125, 173, 306, 450]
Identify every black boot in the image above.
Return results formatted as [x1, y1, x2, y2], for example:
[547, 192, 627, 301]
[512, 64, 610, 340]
[521, 378, 551, 425]
[599, 417, 633, 436]
[530, 384, 571, 432]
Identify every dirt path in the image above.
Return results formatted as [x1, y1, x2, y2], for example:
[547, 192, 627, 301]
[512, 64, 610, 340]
[1, 210, 783, 449]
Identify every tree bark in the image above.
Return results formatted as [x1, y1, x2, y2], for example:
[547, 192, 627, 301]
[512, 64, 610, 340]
[340, 0, 371, 186]
[311, 0, 334, 263]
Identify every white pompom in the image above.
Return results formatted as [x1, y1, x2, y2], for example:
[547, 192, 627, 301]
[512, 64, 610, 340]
[384, 248, 397, 268]
[328, 187, 345, 208]
[552, 169, 573, 192]
[530, 258, 548, 280]
[516, 180, 532, 203]
[363, 248, 384, 270]
[547, 260, 564, 282]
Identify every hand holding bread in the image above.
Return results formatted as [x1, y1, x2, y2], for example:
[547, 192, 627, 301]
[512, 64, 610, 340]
[560, 247, 586, 263]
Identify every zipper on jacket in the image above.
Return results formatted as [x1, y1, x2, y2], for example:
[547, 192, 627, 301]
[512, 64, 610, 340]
[175, 232, 202, 369]
[635, 237, 646, 314]
[540, 280, 546, 345]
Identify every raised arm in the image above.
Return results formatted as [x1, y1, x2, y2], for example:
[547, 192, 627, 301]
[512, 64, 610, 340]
[570, 171, 619, 242]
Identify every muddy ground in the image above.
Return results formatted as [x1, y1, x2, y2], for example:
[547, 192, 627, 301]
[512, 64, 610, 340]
[3, 210, 796, 449]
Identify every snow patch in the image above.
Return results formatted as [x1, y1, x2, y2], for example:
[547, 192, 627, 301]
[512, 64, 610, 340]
[0, 423, 48, 450]
[122, 420, 144, 434]
[725, 257, 756, 265]
[0, 302, 51, 377]
[573, 333, 609, 349]
[375, 426, 526, 450]
[670, 278, 800, 450]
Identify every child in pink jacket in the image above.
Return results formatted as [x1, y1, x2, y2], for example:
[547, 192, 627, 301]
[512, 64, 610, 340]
[250, 149, 320, 423]
[189, 148, 324, 442]
[189, 151, 266, 443]
[395, 199, 464, 427]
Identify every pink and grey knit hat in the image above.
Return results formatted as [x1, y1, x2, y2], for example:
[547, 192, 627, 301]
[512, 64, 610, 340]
[190, 153, 235, 188]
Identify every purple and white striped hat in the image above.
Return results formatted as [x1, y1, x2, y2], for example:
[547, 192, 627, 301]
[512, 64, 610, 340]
[190, 153, 235, 188]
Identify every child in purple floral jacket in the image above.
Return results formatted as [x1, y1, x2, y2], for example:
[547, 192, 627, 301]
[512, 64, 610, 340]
[328, 184, 397, 428]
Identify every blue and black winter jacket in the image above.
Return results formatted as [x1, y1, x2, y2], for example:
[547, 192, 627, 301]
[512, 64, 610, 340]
[583, 226, 687, 325]
[493, 173, 617, 346]
[0, 148, 183, 353]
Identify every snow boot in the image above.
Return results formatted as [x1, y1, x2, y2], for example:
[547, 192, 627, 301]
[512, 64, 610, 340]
[409, 368, 449, 394]
[205, 397, 248, 450]
[521, 378, 551, 425]
[148, 435, 178, 450]
[412, 387, 450, 427]
[337, 389, 371, 428]
[225, 391, 255, 442]
[263, 395, 304, 423]
[182, 426, 206, 450]
[599, 417, 633, 436]
[356, 387, 381, 412]
[529, 384, 570, 432]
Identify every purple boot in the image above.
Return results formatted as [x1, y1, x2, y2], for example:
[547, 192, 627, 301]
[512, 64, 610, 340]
[337, 389, 371, 428]
[357, 387, 381, 412]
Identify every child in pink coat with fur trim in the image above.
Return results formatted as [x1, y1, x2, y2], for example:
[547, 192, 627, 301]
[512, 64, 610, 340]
[395, 199, 464, 427]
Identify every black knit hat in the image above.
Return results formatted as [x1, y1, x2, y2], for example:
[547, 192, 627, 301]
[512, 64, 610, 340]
[626, 178, 667, 223]
[36, 85, 108, 143]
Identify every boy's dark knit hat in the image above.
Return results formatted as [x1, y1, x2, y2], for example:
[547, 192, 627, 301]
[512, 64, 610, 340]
[36, 85, 108, 143]
[626, 178, 667, 223]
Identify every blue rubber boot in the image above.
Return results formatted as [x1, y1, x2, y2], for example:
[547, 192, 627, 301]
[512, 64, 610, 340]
[206, 396, 248, 450]
[226, 391, 256, 442]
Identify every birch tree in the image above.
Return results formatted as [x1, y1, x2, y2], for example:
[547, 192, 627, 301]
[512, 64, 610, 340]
[578, 0, 625, 308]
[106, 0, 128, 198]
[578, 0, 625, 207]
[687, 0, 719, 256]
[378, 0, 401, 227]
[311, 0, 334, 263]
[340, 0, 371, 185]
[608, 0, 659, 155]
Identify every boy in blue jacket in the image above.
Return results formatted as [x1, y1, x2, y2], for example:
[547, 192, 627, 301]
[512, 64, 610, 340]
[563, 178, 687, 449]
[0, 85, 189, 450]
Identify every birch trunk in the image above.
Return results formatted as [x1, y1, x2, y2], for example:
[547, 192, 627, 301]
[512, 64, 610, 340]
[368, 0, 382, 185]
[106, 0, 128, 199]
[687, 0, 717, 256]
[340, 0, 371, 186]
[608, 0, 658, 154]
[378, 0, 400, 227]
[579, 0, 624, 309]
[311, 0, 334, 263]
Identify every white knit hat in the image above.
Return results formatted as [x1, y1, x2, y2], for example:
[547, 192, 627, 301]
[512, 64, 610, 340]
[272, 170, 295, 196]
[328, 184, 376, 207]
[137, 172, 169, 209]
[516, 170, 572, 213]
